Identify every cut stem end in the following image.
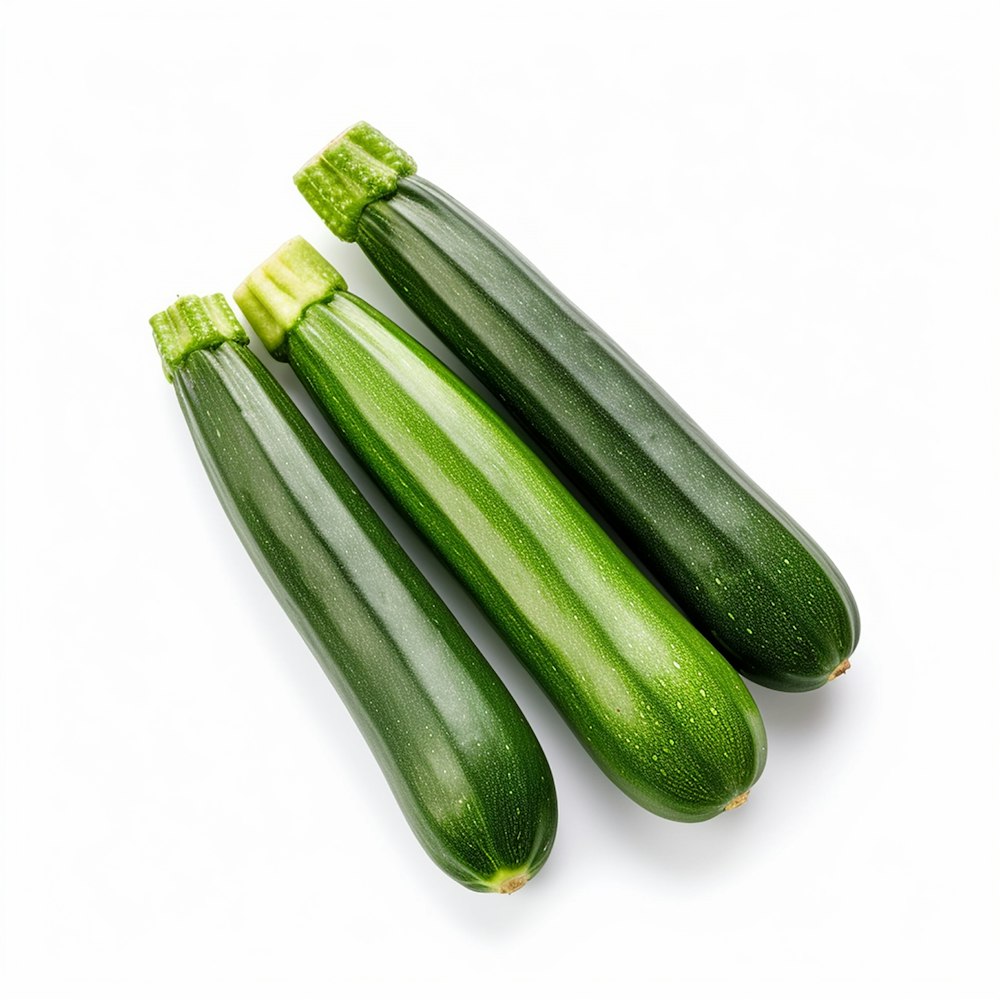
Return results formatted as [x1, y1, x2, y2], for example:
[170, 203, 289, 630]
[497, 874, 528, 894]
[828, 659, 852, 682]
[234, 237, 346, 357]
[724, 791, 750, 812]
[149, 294, 247, 380]
[294, 121, 416, 241]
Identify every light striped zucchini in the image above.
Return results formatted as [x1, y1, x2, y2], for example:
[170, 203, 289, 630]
[293, 122, 860, 692]
[235, 240, 767, 821]
[150, 294, 556, 892]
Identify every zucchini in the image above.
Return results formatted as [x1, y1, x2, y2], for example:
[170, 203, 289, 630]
[149, 294, 556, 893]
[234, 240, 767, 822]
[293, 122, 860, 692]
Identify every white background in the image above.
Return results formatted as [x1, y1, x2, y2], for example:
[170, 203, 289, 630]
[2, 2, 998, 997]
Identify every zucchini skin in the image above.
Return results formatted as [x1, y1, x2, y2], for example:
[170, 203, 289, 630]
[355, 176, 859, 692]
[284, 296, 767, 821]
[171, 340, 556, 891]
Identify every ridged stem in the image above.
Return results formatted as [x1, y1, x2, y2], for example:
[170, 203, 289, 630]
[234, 237, 346, 357]
[149, 294, 247, 380]
[293, 122, 417, 242]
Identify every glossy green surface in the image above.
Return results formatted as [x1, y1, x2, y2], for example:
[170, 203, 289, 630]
[285, 295, 767, 821]
[164, 334, 556, 891]
[352, 176, 860, 691]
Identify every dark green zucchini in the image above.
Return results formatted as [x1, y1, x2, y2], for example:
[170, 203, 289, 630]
[149, 294, 556, 892]
[234, 240, 766, 822]
[293, 122, 859, 692]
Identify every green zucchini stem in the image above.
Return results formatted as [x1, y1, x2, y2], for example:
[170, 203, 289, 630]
[149, 294, 247, 380]
[234, 237, 346, 357]
[828, 659, 852, 682]
[293, 121, 417, 241]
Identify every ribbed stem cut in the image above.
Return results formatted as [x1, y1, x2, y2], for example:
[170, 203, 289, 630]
[294, 121, 417, 241]
[234, 237, 346, 357]
[149, 294, 247, 380]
